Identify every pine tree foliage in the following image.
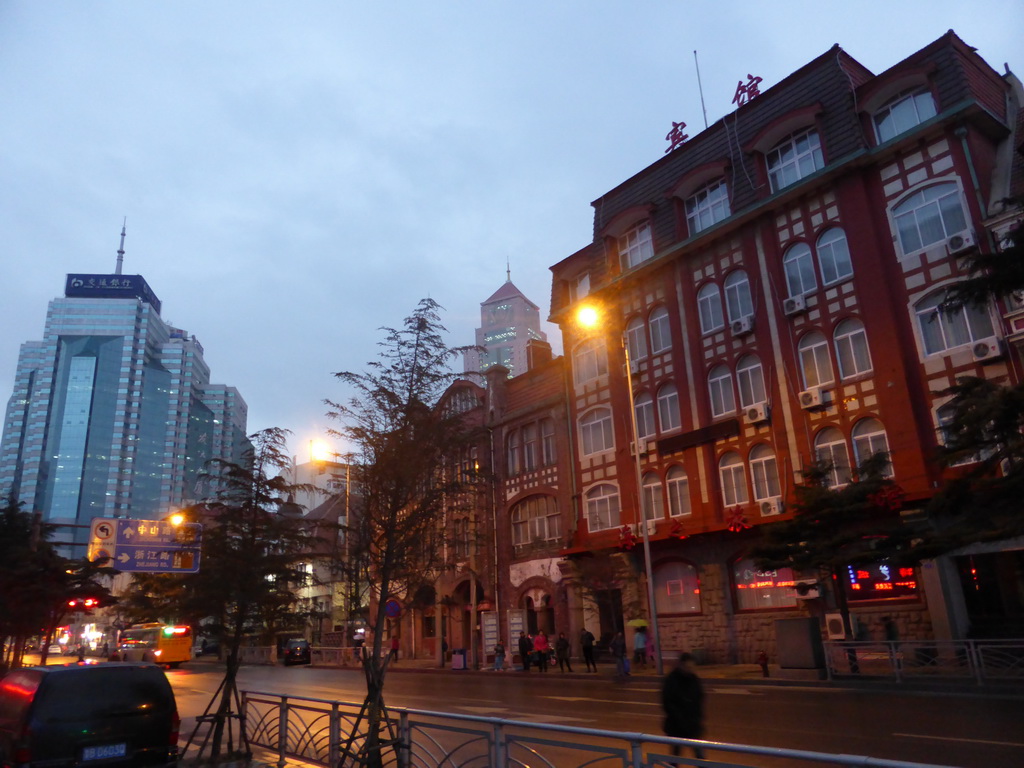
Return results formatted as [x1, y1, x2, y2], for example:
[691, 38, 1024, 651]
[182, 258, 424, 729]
[324, 298, 483, 767]
[751, 454, 914, 575]
[940, 218, 1023, 313]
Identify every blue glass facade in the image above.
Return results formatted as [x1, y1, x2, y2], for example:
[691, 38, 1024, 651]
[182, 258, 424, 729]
[0, 274, 249, 551]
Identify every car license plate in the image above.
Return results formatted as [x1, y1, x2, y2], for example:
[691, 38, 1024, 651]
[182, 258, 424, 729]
[82, 743, 127, 761]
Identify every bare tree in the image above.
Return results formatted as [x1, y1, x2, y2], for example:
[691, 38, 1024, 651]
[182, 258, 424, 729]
[325, 299, 482, 767]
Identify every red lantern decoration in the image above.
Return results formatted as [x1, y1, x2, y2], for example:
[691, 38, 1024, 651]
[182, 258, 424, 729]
[726, 507, 751, 533]
[869, 484, 906, 512]
[618, 525, 638, 551]
[669, 519, 689, 540]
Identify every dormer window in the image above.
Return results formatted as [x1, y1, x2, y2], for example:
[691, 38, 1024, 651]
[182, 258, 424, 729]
[767, 128, 824, 193]
[618, 220, 654, 270]
[873, 87, 937, 143]
[685, 179, 730, 235]
[570, 272, 590, 302]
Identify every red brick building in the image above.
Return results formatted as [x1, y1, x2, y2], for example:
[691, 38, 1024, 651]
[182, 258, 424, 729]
[547, 32, 1024, 663]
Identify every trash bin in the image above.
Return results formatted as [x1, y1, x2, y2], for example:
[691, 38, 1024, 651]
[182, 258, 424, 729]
[451, 649, 466, 670]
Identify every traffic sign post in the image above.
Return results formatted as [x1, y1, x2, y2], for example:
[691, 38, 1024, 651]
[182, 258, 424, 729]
[89, 517, 203, 574]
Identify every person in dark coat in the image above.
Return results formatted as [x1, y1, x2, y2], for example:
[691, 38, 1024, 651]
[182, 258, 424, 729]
[609, 632, 628, 679]
[661, 652, 705, 759]
[518, 631, 533, 672]
[580, 628, 597, 672]
[554, 632, 573, 672]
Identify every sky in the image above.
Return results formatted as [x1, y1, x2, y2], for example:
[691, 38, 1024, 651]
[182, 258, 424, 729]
[1, 2, 1020, 460]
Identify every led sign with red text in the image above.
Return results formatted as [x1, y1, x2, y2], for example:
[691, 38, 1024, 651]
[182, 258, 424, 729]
[844, 563, 918, 602]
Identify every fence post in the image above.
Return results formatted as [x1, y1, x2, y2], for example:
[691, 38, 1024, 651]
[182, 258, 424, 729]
[398, 711, 411, 768]
[329, 702, 340, 768]
[629, 736, 644, 767]
[277, 697, 288, 768]
[888, 641, 902, 683]
[970, 640, 984, 685]
[493, 723, 506, 767]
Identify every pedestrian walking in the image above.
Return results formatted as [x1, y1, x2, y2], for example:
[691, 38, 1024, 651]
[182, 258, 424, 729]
[494, 639, 506, 671]
[533, 630, 550, 673]
[633, 627, 648, 669]
[388, 635, 399, 663]
[555, 632, 573, 672]
[610, 631, 628, 679]
[518, 631, 533, 673]
[580, 627, 597, 672]
[661, 652, 706, 759]
[440, 637, 449, 668]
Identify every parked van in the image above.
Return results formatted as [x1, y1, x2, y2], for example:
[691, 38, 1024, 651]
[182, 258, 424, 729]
[0, 663, 179, 767]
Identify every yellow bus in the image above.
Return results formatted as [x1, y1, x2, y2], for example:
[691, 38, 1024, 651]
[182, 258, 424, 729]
[117, 623, 193, 667]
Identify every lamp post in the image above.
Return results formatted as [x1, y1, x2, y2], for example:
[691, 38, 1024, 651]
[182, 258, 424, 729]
[577, 304, 663, 675]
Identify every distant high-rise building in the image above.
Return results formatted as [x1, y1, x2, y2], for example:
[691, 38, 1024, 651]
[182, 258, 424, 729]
[465, 274, 547, 379]
[0, 238, 248, 550]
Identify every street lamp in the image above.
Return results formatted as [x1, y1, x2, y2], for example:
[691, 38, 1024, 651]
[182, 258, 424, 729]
[576, 303, 663, 675]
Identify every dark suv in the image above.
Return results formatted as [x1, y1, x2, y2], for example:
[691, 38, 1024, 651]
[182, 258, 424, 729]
[281, 639, 311, 666]
[0, 663, 179, 768]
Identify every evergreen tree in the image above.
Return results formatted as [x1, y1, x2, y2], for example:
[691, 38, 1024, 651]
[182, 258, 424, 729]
[325, 298, 482, 768]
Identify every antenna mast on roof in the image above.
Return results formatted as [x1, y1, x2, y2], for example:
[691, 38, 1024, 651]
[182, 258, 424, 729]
[506, 257, 511, 283]
[694, 50, 708, 130]
[115, 217, 127, 275]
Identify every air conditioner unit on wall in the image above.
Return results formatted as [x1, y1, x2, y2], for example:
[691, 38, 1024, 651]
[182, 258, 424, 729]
[946, 230, 976, 255]
[799, 386, 827, 410]
[744, 402, 769, 425]
[630, 440, 654, 457]
[645, 519, 657, 536]
[759, 497, 783, 517]
[824, 612, 847, 640]
[971, 336, 1004, 363]
[731, 315, 754, 336]
[783, 294, 807, 317]
[792, 579, 821, 600]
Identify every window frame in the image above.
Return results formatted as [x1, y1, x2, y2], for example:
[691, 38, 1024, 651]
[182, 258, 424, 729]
[892, 182, 968, 256]
[540, 418, 556, 466]
[657, 382, 681, 432]
[697, 282, 724, 334]
[834, 318, 872, 379]
[798, 331, 834, 388]
[573, 337, 609, 386]
[649, 306, 672, 354]
[873, 87, 938, 143]
[641, 471, 664, 522]
[634, 391, 656, 440]
[817, 227, 853, 286]
[766, 128, 824, 193]
[783, 242, 816, 297]
[685, 179, 731, 235]
[626, 316, 648, 362]
[579, 407, 614, 456]
[585, 483, 621, 532]
[724, 270, 753, 323]
[708, 364, 736, 418]
[719, 451, 748, 507]
[749, 444, 781, 501]
[914, 290, 995, 356]
[814, 427, 852, 489]
[618, 220, 655, 270]
[852, 417, 893, 477]
[736, 355, 767, 409]
[666, 466, 691, 517]
[654, 559, 702, 615]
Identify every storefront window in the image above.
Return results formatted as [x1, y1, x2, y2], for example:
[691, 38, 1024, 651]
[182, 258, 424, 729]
[732, 558, 798, 610]
[654, 560, 701, 614]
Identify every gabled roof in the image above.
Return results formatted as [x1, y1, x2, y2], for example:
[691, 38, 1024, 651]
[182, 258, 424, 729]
[482, 280, 539, 310]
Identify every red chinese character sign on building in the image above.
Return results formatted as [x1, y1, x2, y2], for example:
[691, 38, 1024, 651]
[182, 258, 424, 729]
[732, 74, 763, 107]
[664, 121, 689, 153]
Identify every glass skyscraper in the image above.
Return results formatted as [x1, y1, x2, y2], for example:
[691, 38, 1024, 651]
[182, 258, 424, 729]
[0, 272, 248, 550]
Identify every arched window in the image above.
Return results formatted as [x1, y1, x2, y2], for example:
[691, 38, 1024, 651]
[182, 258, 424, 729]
[642, 472, 664, 522]
[506, 430, 520, 475]
[573, 337, 608, 386]
[657, 383, 681, 432]
[685, 179, 731, 235]
[697, 282, 724, 334]
[649, 306, 672, 353]
[732, 557, 798, 610]
[874, 87, 937, 143]
[893, 182, 967, 255]
[749, 444, 781, 501]
[767, 128, 824, 192]
[814, 427, 851, 488]
[817, 227, 853, 285]
[783, 242, 816, 297]
[579, 408, 614, 456]
[736, 355, 766, 408]
[914, 290, 995, 355]
[626, 316, 648, 362]
[666, 466, 691, 517]
[724, 270, 753, 322]
[511, 495, 561, 547]
[852, 417, 892, 476]
[719, 451, 748, 507]
[834, 318, 872, 379]
[654, 560, 701, 614]
[798, 331, 834, 388]
[522, 423, 538, 471]
[585, 484, 620, 532]
[708, 365, 735, 418]
[634, 392, 655, 440]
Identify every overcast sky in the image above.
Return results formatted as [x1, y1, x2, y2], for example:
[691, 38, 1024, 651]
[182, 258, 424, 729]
[1, 2, 1019, 460]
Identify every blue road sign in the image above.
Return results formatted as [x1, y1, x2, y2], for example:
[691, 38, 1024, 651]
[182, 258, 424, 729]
[89, 517, 202, 574]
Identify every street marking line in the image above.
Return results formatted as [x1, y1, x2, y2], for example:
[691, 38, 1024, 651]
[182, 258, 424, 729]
[706, 688, 759, 695]
[543, 696, 660, 707]
[894, 733, 1024, 748]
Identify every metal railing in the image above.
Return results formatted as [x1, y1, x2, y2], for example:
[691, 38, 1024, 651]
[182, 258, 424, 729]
[241, 690, 956, 768]
[823, 639, 1024, 684]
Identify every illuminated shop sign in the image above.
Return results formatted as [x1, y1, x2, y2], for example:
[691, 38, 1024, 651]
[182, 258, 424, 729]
[845, 562, 918, 601]
[65, 274, 162, 313]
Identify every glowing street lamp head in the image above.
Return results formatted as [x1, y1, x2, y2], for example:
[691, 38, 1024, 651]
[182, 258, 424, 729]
[168, 513, 185, 527]
[576, 304, 602, 330]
